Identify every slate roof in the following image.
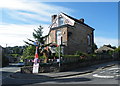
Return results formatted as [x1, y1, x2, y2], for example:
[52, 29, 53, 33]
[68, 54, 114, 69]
[61, 12, 94, 30]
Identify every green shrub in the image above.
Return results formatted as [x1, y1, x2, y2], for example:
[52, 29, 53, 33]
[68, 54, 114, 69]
[75, 51, 88, 57]
[88, 53, 102, 61]
[39, 56, 47, 59]
[108, 50, 114, 55]
[25, 56, 34, 59]
[10, 54, 19, 58]
[63, 55, 79, 58]
[75, 51, 83, 56]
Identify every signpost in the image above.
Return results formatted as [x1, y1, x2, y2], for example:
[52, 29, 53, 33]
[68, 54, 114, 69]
[33, 40, 39, 74]
[33, 63, 39, 73]
[56, 30, 62, 68]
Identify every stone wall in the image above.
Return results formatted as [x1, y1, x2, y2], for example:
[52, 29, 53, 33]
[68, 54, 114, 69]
[45, 23, 94, 55]
[21, 58, 113, 74]
[21, 63, 60, 73]
[21, 55, 115, 73]
[66, 23, 94, 54]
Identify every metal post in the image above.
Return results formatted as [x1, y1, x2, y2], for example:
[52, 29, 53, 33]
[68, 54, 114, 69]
[59, 44, 61, 68]
[59, 37, 62, 68]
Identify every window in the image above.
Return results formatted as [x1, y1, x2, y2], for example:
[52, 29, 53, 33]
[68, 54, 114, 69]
[87, 35, 91, 46]
[58, 17, 64, 26]
[56, 30, 62, 45]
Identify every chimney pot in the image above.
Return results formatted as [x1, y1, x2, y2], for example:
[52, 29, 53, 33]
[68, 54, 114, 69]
[52, 15, 57, 23]
[79, 18, 84, 23]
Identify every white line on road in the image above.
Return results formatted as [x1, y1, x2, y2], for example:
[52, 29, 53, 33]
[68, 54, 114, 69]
[93, 74, 114, 78]
[108, 68, 120, 70]
[116, 75, 120, 77]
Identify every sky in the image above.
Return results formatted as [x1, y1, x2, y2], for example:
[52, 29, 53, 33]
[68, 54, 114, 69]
[0, 0, 119, 48]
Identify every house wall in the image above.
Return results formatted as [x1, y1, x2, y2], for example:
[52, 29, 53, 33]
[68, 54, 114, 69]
[65, 23, 94, 54]
[46, 13, 94, 55]
[47, 23, 94, 55]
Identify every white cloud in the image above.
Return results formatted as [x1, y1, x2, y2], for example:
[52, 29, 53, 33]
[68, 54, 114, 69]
[0, 24, 50, 47]
[0, 0, 73, 47]
[0, 0, 73, 23]
[95, 37, 118, 48]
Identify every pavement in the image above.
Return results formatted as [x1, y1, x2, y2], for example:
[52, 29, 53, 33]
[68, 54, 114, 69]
[9, 61, 119, 80]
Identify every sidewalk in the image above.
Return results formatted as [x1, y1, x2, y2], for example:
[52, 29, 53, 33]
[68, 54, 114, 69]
[10, 61, 119, 80]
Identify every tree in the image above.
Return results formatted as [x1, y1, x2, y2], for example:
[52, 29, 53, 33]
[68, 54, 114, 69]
[114, 46, 120, 52]
[22, 45, 35, 59]
[92, 43, 98, 52]
[23, 25, 51, 59]
[24, 25, 49, 46]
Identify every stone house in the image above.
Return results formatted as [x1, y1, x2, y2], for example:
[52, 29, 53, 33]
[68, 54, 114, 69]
[45, 12, 94, 55]
[95, 45, 114, 53]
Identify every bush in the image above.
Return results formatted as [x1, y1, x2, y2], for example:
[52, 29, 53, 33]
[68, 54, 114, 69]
[75, 51, 88, 57]
[63, 55, 79, 58]
[108, 50, 114, 55]
[75, 51, 83, 56]
[25, 56, 34, 59]
[39, 56, 47, 59]
[10, 54, 19, 58]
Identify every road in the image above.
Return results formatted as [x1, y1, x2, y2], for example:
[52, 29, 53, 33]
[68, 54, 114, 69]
[0, 63, 20, 86]
[1, 62, 120, 86]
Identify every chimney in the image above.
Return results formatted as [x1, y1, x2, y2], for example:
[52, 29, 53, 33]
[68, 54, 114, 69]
[79, 18, 84, 23]
[52, 15, 57, 23]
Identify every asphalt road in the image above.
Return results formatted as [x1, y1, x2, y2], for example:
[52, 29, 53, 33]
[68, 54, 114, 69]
[1, 62, 120, 86]
[0, 63, 20, 86]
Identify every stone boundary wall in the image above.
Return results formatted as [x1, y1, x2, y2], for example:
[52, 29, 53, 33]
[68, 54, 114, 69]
[21, 58, 115, 73]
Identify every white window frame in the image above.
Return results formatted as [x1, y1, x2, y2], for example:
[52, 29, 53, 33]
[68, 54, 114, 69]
[58, 17, 64, 26]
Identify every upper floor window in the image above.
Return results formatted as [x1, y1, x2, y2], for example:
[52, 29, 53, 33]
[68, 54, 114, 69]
[56, 30, 62, 45]
[87, 35, 91, 46]
[58, 17, 64, 26]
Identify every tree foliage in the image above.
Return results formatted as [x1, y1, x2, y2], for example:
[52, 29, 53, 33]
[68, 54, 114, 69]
[22, 25, 51, 59]
[24, 25, 48, 46]
[92, 43, 98, 51]
[114, 46, 120, 52]
[22, 45, 35, 59]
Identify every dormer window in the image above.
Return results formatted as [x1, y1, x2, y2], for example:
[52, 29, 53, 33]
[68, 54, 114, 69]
[58, 17, 64, 26]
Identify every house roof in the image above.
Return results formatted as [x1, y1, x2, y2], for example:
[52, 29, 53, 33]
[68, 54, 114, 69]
[47, 12, 94, 37]
[61, 12, 94, 30]
[95, 45, 114, 53]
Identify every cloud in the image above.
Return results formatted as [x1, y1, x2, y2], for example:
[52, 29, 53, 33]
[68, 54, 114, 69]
[1, 0, 73, 24]
[0, 24, 50, 47]
[0, 0, 73, 47]
[95, 37, 118, 48]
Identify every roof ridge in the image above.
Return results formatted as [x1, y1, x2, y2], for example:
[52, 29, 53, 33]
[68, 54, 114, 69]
[61, 12, 94, 30]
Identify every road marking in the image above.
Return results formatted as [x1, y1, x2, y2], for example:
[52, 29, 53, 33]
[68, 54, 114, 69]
[55, 72, 93, 79]
[116, 75, 120, 77]
[14, 69, 20, 72]
[108, 68, 120, 70]
[100, 71, 105, 73]
[93, 74, 114, 78]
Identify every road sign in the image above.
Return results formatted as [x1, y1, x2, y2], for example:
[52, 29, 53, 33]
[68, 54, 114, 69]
[33, 63, 39, 73]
